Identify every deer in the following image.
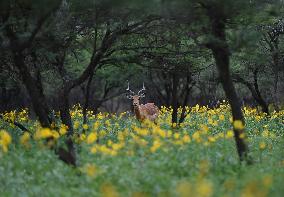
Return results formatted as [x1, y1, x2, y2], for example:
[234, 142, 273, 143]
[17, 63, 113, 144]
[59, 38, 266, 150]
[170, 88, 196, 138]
[126, 82, 159, 122]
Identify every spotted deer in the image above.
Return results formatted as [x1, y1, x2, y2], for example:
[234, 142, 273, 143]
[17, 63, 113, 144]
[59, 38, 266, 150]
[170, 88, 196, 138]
[126, 82, 159, 122]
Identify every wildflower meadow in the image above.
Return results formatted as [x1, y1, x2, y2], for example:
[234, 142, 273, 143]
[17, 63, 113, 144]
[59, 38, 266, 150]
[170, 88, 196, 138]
[0, 103, 283, 196]
[1, 0, 284, 196]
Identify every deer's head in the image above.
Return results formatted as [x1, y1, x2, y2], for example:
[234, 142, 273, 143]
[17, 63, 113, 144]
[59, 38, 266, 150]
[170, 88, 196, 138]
[126, 82, 146, 107]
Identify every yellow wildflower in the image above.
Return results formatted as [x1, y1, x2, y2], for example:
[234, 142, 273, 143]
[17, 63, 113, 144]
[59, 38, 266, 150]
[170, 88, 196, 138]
[196, 179, 213, 197]
[93, 121, 100, 130]
[73, 120, 80, 129]
[112, 143, 124, 151]
[0, 130, 12, 152]
[50, 122, 56, 129]
[233, 120, 244, 130]
[59, 124, 68, 135]
[262, 130, 269, 138]
[110, 150, 117, 156]
[192, 131, 201, 142]
[90, 145, 97, 154]
[99, 130, 107, 137]
[174, 133, 180, 139]
[100, 183, 119, 197]
[83, 163, 97, 177]
[167, 130, 173, 138]
[176, 180, 192, 197]
[226, 130, 234, 139]
[219, 114, 225, 121]
[239, 133, 246, 139]
[136, 128, 149, 136]
[51, 130, 60, 139]
[208, 118, 213, 125]
[107, 140, 113, 147]
[86, 132, 97, 144]
[156, 128, 166, 138]
[34, 128, 53, 140]
[262, 175, 273, 187]
[0, 130, 12, 145]
[118, 132, 125, 141]
[259, 141, 266, 150]
[20, 132, 31, 148]
[83, 124, 89, 130]
[241, 181, 267, 197]
[182, 135, 191, 143]
[150, 140, 162, 153]
[200, 124, 209, 133]
[208, 136, 216, 143]
[80, 133, 86, 141]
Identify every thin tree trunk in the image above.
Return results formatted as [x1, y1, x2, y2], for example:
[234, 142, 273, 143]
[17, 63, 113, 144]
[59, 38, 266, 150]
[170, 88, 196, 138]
[206, 8, 250, 163]
[232, 72, 269, 115]
[253, 69, 269, 114]
[171, 71, 178, 124]
[57, 88, 76, 166]
[179, 76, 193, 124]
[0, 82, 7, 111]
[83, 74, 94, 125]
[271, 36, 280, 110]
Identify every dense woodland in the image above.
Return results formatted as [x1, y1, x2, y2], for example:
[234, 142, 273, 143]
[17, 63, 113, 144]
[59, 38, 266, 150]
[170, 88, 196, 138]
[0, 1, 284, 195]
[1, 0, 283, 113]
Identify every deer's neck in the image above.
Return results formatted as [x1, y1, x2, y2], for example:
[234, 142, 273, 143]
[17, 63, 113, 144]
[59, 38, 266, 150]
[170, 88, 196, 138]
[134, 105, 143, 120]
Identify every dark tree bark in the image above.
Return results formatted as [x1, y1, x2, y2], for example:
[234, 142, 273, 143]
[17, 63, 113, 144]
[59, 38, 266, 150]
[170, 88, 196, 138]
[56, 87, 77, 166]
[148, 68, 194, 125]
[204, 4, 250, 163]
[3, 0, 61, 127]
[0, 82, 8, 111]
[232, 69, 269, 115]
[171, 71, 178, 124]
[261, 23, 284, 111]
[54, 21, 143, 165]
[149, 72, 168, 106]
[252, 69, 269, 114]
[179, 76, 194, 124]
[3, 1, 79, 166]
[83, 74, 94, 125]
[13, 52, 52, 127]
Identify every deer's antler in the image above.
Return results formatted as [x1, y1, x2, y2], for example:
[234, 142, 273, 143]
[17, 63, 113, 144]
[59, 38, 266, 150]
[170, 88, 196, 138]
[138, 82, 146, 97]
[126, 81, 135, 99]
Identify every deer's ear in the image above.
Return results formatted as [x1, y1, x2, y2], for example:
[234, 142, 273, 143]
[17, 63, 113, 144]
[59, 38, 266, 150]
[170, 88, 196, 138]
[139, 94, 145, 98]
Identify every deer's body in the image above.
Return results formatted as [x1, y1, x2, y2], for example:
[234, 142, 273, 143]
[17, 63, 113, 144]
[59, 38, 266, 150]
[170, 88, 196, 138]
[127, 83, 159, 122]
[133, 102, 159, 122]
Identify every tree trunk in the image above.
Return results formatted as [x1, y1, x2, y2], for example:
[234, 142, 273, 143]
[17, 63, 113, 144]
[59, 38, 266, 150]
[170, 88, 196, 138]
[83, 74, 94, 125]
[13, 52, 51, 127]
[252, 69, 269, 114]
[232, 71, 269, 115]
[171, 71, 178, 124]
[179, 76, 193, 124]
[57, 88, 76, 166]
[272, 38, 280, 110]
[214, 49, 249, 162]
[207, 9, 250, 163]
[12, 52, 77, 165]
[0, 82, 7, 111]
